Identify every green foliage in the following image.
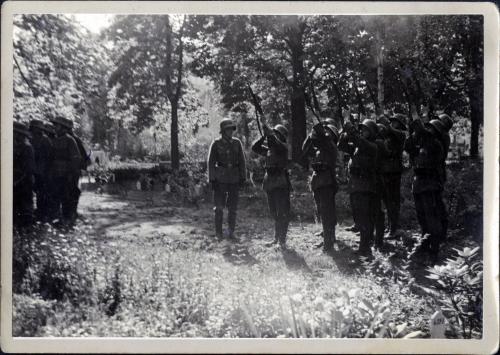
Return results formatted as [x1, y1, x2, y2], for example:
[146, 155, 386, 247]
[425, 247, 483, 338]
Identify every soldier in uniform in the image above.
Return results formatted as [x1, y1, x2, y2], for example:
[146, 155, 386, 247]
[13, 122, 35, 228]
[29, 119, 53, 222]
[302, 122, 339, 253]
[373, 123, 388, 249]
[437, 113, 453, 237]
[207, 119, 246, 240]
[252, 123, 291, 248]
[50, 115, 82, 225]
[404, 119, 446, 261]
[378, 114, 407, 238]
[338, 119, 379, 256]
[67, 121, 90, 220]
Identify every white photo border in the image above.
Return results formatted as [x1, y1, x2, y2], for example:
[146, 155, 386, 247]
[1, 1, 498, 354]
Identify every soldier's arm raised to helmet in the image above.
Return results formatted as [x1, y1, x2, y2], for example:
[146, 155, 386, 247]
[337, 132, 355, 155]
[351, 135, 377, 157]
[237, 140, 246, 183]
[207, 140, 217, 182]
[267, 132, 287, 153]
[251, 135, 268, 156]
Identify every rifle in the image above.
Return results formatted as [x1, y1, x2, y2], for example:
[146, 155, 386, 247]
[246, 84, 264, 137]
[303, 87, 323, 126]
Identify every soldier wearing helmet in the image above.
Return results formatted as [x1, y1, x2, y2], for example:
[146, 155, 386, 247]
[252, 123, 291, 248]
[49, 115, 82, 225]
[376, 114, 407, 239]
[302, 121, 339, 253]
[29, 119, 53, 222]
[404, 118, 446, 262]
[207, 118, 247, 240]
[14, 121, 35, 228]
[338, 119, 379, 256]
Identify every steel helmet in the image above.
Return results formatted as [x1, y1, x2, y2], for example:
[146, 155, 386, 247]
[29, 119, 45, 131]
[51, 115, 73, 129]
[359, 119, 378, 138]
[326, 124, 339, 141]
[428, 119, 446, 135]
[273, 124, 288, 141]
[439, 113, 453, 131]
[390, 113, 408, 130]
[220, 118, 236, 132]
[14, 121, 31, 138]
[377, 123, 387, 137]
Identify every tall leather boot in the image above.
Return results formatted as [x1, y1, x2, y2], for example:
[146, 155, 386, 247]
[214, 207, 223, 238]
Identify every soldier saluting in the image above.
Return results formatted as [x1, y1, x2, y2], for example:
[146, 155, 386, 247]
[302, 121, 339, 253]
[252, 123, 291, 248]
[49, 115, 81, 226]
[207, 119, 246, 240]
[404, 118, 446, 261]
[338, 119, 379, 256]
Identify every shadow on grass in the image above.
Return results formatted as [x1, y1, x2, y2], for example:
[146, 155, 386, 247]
[280, 247, 312, 273]
[222, 243, 259, 266]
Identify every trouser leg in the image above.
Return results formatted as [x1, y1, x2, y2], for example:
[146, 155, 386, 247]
[226, 184, 239, 235]
[384, 173, 401, 234]
[213, 185, 225, 236]
[267, 189, 279, 241]
[436, 190, 448, 238]
[351, 192, 375, 254]
[274, 188, 290, 244]
[374, 192, 385, 247]
[13, 185, 33, 228]
[62, 176, 77, 223]
[313, 191, 321, 224]
[316, 186, 336, 250]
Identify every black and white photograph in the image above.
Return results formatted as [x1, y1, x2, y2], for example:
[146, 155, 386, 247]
[1, 1, 498, 353]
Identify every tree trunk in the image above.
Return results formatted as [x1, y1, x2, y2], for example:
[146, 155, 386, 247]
[376, 27, 385, 115]
[170, 100, 180, 169]
[288, 20, 307, 163]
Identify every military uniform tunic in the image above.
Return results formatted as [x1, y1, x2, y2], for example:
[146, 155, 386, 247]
[31, 131, 53, 220]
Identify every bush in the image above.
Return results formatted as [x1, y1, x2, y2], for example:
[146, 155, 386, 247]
[13, 294, 55, 336]
[425, 246, 483, 338]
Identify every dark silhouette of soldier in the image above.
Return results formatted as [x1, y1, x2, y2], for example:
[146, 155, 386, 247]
[404, 119, 447, 261]
[252, 123, 291, 248]
[49, 115, 81, 225]
[339, 119, 379, 256]
[29, 119, 53, 222]
[302, 122, 339, 253]
[41, 121, 57, 220]
[13, 122, 35, 228]
[67, 120, 90, 221]
[207, 119, 246, 240]
[378, 114, 407, 239]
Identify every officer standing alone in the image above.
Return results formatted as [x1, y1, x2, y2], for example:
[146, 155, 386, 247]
[207, 119, 246, 240]
[252, 123, 291, 248]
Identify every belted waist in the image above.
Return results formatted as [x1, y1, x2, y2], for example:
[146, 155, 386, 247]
[414, 168, 438, 177]
[265, 167, 286, 174]
[312, 163, 333, 172]
[349, 166, 375, 178]
[216, 162, 239, 168]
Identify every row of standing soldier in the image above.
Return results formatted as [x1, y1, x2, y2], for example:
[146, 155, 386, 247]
[207, 112, 453, 261]
[13, 115, 89, 229]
